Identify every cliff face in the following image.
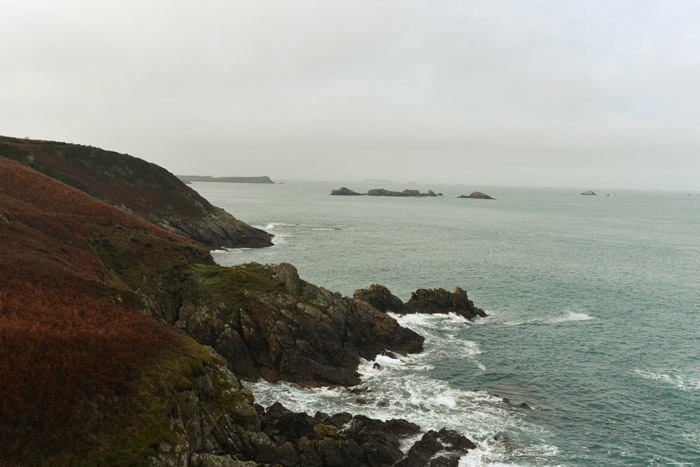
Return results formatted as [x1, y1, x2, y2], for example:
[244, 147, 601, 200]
[0, 158, 444, 465]
[0, 135, 272, 249]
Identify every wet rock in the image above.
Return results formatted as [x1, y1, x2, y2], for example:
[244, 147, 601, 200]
[395, 429, 476, 467]
[405, 287, 487, 320]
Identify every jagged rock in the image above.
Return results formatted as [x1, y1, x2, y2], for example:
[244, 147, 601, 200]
[395, 429, 476, 467]
[180, 263, 424, 387]
[331, 187, 363, 196]
[458, 191, 494, 200]
[354, 284, 406, 313]
[275, 263, 303, 295]
[405, 287, 487, 320]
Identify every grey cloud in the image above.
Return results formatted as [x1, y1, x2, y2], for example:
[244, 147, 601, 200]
[1, 0, 699, 189]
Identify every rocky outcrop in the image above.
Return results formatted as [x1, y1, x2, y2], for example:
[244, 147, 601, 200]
[405, 287, 487, 321]
[353, 284, 406, 313]
[177, 263, 424, 387]
[367, 188, 443, 197]
[148, 351, 430, 467]
[354, 285, 486, 321]
[458, 191, 494, 200]
[159, 206, 273, 249]
[394, 429, 477, 467]
[580, 190, 597, 195]
[331, 187, 363, 196]
[0, 135, 272, 250]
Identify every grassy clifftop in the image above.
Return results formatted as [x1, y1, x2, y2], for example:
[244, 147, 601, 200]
[0, 158, 245, 465]
[0, 135, 272, 249]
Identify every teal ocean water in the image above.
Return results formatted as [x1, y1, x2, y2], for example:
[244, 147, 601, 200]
[196, 181, 700, 466]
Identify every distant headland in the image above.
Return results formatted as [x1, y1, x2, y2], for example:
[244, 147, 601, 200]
[178, 175, 275, 184]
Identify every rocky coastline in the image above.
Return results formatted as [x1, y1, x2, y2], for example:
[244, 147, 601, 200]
[0, 142, 488, 466]
[0, 135, 273, 249]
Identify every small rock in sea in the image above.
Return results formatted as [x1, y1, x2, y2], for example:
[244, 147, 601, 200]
[502, 397, 511, 404]
[458, 191, 495, 200]
[373, 362, 383, 370]
[580, 190, 597, 195]
[355, 398, 368, 405]
[520, 402, 532, 410]
[330, 187, 362, 196]
[377, 399, 389, 407]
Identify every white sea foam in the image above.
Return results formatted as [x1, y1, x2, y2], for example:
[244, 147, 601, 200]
[549, 310, 593, 323]
[247, 304, 557, 466]
[634, 369, 700, 391]
[503, 310, 593, 326]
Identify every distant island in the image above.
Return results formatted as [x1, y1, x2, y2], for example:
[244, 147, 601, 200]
[580, 190, 597, 196]
[331, 187, 443, 197]
[458, 191, 495, 200]
[178, 175, 275, 184]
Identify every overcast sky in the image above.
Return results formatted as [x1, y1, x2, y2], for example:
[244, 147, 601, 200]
[2, 1, 699, 190]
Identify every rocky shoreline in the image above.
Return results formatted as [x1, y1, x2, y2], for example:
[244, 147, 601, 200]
[0, 141, 489, 466]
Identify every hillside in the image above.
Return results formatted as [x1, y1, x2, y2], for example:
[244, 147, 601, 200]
[0, 135, 272, 249]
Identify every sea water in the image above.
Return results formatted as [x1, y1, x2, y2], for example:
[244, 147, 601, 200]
[195, 180, 700, 466]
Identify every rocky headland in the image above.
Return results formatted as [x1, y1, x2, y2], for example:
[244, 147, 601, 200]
[0, 135, 273, 249]
[0, 144, 487, 465]
[458, 191, 495, 200]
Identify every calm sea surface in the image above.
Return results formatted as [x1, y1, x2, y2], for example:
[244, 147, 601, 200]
[195, 180, 700, 466]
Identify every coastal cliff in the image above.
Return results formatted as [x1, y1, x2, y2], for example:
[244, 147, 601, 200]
[0, 135, 272, 249]
[0, 156, 482, 465]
